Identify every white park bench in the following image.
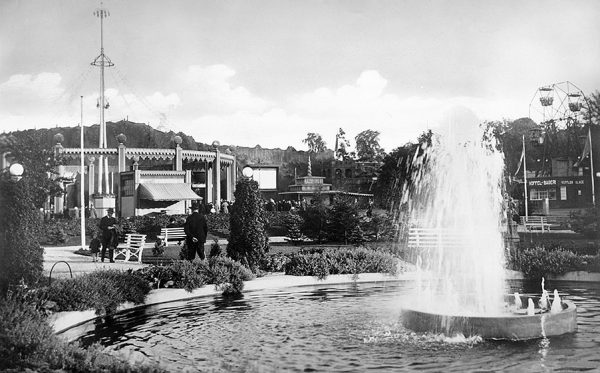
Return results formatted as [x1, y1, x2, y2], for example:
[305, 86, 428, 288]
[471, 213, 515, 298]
[520, 216, 561, 232]
[157, 227, 186, 244]
[113, 233, 147, 263]
[407, 228, 462, 251]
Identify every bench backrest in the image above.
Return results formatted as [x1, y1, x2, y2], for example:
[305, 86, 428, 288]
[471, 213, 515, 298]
[125, 233, 146, 248]
[160, 227, 186, 239]
[407, 228, 462, 250]
[521, 216, 546, 224]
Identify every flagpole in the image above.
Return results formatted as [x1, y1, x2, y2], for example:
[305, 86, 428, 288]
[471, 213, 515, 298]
[523, 135, 529, 219]
[80, 96, 86, 250]
[589, 126, 596, 206]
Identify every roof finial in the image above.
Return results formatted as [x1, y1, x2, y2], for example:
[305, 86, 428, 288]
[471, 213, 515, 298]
[307, 155, 312, 177]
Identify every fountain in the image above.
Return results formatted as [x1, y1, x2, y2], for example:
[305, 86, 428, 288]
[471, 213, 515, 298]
[399, 108, 577, 340]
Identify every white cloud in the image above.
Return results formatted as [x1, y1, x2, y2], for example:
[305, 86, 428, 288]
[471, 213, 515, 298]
[0, 73, 65, 114]
[178, 64, 271, 114]
[0, 67, 525, 153]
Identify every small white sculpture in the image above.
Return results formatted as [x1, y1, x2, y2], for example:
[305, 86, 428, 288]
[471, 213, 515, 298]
[551, 289, 562, 314]
[527, 298, 535, 316]
[514, 292, 522, 309]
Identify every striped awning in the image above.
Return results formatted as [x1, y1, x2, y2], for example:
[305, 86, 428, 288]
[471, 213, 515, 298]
[138, 183, 202, 201]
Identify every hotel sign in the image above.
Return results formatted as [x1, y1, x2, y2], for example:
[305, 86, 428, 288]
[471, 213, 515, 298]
[528, 178, 585, 186]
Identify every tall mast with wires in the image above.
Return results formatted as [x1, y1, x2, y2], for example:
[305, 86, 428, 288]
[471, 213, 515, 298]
[91, 3, 114, 195]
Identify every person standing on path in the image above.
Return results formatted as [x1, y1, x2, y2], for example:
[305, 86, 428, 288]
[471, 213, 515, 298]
[99, 207, 118, 262]
[184, 203, 208, 261]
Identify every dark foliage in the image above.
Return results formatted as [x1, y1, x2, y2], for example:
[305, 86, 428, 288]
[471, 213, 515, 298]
[570, 206, 600, 238]
[0, 288, 165, 372]
[227, 179, 270, 272]
[44, 269, 151, 315]
[0, 174, 44, 293]
[328, 196, 361, 244]
[510, 246, 584, 281]
[283, 247, 398, 279]
[299, 195, 329, 243]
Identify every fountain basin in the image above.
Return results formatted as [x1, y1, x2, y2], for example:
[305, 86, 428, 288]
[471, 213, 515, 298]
[401, 297, 577, 340]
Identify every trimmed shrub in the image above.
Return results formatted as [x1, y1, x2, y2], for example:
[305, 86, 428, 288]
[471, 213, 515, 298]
[227, 179, 270, 272]
[206, 256, 255, 295]
[261, 253, 290, 272]
[284, 251, 330, 279]
[170, 260, 206, 292]
[512, 246, 584, 281]
[283, 212, 305, 244]
[284, 247, 398, 279]
[0, 175, 44, 292]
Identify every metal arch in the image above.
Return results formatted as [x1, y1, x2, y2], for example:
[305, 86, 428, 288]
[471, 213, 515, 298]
[48, 261, 73, 286]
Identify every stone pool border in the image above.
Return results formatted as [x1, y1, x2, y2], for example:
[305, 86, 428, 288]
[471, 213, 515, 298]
[48, 269, 600, 336]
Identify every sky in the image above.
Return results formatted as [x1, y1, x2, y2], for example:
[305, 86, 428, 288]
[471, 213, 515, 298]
[1, 0, 599, 152]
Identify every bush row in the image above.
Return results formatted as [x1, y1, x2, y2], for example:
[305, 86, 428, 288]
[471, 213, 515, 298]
[279, 247, 399, 279]
[41, 269, 152, 315]
[508, 246, 600, 280]
[135, 256, 255, 295]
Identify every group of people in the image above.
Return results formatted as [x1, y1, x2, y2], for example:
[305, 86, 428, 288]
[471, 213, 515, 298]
[91, 204, 209, 262]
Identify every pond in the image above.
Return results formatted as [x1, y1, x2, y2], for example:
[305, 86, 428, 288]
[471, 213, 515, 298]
[64, 280, 600, 372]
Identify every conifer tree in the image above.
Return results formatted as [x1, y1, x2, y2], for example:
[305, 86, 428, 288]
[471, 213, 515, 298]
[227, 179, 269, 272]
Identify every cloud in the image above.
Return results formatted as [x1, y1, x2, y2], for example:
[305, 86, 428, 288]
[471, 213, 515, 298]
[0, 73, 65, 114]
[178, 64, 271, 114]
[0, 67, 525, 153]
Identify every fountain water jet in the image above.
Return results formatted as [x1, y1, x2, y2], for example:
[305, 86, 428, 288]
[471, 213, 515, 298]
[399, 108, 577, 340]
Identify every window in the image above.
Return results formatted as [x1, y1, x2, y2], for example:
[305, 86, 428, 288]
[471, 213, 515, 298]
[529, 188, 556, 201]
[122, 178, 134, 196]
[560, 186, 567, 200]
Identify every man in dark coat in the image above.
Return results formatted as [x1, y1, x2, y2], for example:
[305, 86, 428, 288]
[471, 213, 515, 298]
[99, 207, 118, 262]
[184, 203, 208, 261]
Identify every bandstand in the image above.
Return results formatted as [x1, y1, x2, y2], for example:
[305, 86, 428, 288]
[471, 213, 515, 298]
[54, 133, 237, 217]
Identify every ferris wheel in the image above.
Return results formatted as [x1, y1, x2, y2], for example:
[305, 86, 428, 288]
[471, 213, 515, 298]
[529, 81, 588, 128]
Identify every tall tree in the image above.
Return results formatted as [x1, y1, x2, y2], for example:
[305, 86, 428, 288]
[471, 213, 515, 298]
[302, 132, 327, 153]
[583, 90, 600, 126]
[355, 129, 385, 161]
[335, 128, 352, 160]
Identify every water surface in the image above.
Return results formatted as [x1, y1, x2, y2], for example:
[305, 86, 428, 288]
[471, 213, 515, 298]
[67, 280, 600, 372]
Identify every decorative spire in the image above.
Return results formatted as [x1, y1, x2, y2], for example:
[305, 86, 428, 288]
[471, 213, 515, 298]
[307, 155, 312, 177]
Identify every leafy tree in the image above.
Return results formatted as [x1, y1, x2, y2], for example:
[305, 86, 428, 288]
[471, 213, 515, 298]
[483, 117, 585, 178]
[583, 90, 600, 126]
[227, 179, 270, 272]
[0, 131, 62, 208]
[302, 132, 327, 153]
[355, 130, 385, 161]
[372, 145, 415, 209]
[335, 128, 353, 160]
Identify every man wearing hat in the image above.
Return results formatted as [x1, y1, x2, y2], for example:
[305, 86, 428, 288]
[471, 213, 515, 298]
[184, 203, 208, 261]
[99, 208, 118, 262]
